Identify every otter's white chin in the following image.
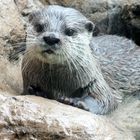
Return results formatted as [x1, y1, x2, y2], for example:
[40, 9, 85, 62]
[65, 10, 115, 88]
[39, 53, 67, 64]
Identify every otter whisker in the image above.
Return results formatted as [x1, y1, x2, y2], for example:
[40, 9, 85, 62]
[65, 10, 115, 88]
[69, 40, 87, 46]
[64, 47, 84, 84]
[62, 48, 73, 73]
[65, 46, 101, 88]
[22, 58, 31, 73]
[68, 46, 92, 62]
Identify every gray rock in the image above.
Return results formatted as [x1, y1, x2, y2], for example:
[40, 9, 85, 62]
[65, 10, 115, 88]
[0, 94, 135, 140]
[120, 4, 140, 45]
[15, 0, 43, 16]
[0, 0, 25, 56]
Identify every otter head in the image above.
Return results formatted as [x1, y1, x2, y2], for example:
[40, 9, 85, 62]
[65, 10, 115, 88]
[27, 5, 94, 64]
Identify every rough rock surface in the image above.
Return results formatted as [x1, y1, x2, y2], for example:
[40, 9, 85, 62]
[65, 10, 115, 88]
[120, 4, 140, 45]
[14, 0, 43, 16]
[0, 94, 135, 140]
[0, 0, 43, 60]
[110, 96, 140, 140]
[0, 0, 25, 56]
[0, 57, 22, 96]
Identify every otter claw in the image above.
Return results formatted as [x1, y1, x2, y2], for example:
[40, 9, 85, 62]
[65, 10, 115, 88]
[74, 101, 89, 111]
[58, 96, 74, 105]
[58, 96, 89, 111]
[27, 85, 48, 97]
[28, 86, 36, 95]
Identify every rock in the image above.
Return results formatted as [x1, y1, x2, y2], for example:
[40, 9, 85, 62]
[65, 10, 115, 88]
[0, 0, 25, 56]
[91, 1, 140, 46]
[110, 96, 140, 140]
[39, 0, 110, 14]
[0, 0, 43, 60]
[0, 94, 135, 140]
[0, 57, 22, 96]
[15, 0, 43, 16]
[14, 0, 28, 14]
[120, 4, 140, 46]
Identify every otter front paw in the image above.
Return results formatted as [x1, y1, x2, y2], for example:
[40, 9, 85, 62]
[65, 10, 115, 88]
[58, 96, 89, 111]
[28, 85, 41, 95]
[27, 85, 48, 98]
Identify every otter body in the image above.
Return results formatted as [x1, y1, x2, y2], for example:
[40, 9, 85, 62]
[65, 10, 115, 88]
[22, 5, 120, 115]
[22, 57, 94, 99]
[91, 35, 140, 94]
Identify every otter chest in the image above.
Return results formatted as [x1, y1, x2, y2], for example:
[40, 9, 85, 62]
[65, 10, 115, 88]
[36, 64, 93, 98]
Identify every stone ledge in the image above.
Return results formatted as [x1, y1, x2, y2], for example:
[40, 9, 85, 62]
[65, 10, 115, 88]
[0, 94, 134, 140]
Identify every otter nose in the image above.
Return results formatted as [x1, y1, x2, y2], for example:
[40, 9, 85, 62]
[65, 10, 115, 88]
[43, 36, 60, 45]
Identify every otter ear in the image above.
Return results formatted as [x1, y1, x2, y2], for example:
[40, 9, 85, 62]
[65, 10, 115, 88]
[85, 21, 95, 32]
[28, 12, 36, 23]
[28, 11, 40, 23]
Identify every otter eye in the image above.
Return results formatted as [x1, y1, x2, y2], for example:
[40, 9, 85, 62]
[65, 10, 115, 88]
[34, 24, 44, 33]
[65, 28, 76, 36]
[85, 22, 94, 32]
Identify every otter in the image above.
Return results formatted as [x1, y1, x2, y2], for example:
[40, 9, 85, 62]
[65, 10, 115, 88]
[22, 5, 121, 115]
